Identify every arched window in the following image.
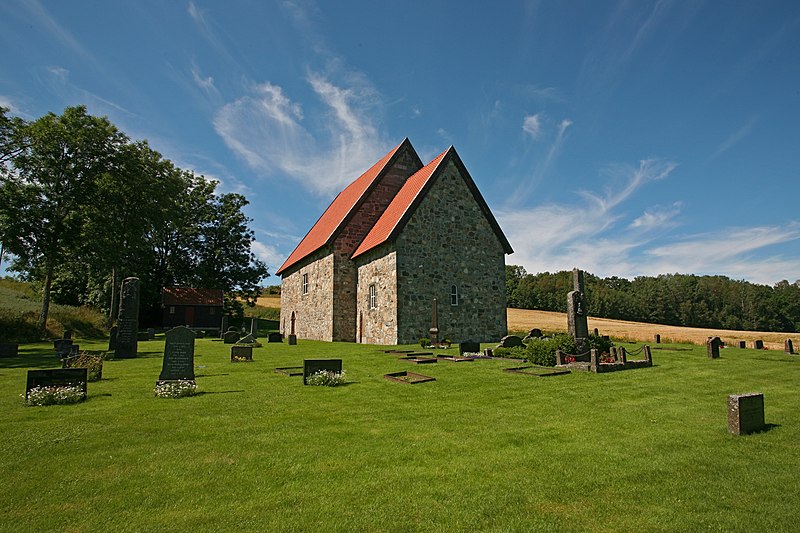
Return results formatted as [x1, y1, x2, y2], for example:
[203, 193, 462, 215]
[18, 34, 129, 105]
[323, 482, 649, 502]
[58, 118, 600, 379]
[450, 285, 459, 306]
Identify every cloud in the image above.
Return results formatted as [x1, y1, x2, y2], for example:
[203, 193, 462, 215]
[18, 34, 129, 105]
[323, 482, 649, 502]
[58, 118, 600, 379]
[213, 73, 389, 196]
[0, 95, 18, 114]
[41, 66, 136, 117]
[512, 117, 573, 201]
[710, 116, 758, 160]
[251, 240, 285, 273]
[522, 114, 542, 138]
[629, 202, 682, 230]
[191, 63, 218, 94]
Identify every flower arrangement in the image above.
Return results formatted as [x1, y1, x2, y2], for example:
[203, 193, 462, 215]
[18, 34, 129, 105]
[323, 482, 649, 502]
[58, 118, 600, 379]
[154, 380, 197, 398]
[306, 370, 347, 387]
[564, 355, 576, 364]
[231, 355, 251, 362]
[600, 353, 616, 364]
[22, 385, 85, 407]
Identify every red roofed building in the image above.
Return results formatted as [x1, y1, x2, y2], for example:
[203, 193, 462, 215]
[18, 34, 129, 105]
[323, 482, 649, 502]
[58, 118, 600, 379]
[278, 140, 512, 344]
[162, 287, 224, 329]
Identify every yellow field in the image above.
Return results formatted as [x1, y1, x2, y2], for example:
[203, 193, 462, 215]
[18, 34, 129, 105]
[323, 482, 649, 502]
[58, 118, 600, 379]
[508, 307, 796, 350]
[257, 296, 796, 350]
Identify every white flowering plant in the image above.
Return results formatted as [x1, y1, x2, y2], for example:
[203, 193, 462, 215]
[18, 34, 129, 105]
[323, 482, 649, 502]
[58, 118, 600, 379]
[306, 370, 347, 387]
[154, 380, 197, 398]
[22, 385, 86, 407]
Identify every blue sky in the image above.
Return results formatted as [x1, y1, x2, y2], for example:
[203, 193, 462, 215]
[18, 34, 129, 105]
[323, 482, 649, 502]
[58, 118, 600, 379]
[2, 0, 799, 285]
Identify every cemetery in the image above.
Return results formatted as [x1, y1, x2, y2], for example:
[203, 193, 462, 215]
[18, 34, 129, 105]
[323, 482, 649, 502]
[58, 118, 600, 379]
[1, 326, 799, 531]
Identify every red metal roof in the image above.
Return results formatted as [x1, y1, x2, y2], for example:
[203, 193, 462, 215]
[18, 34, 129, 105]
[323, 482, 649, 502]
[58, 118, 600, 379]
[351, 148, 450, 259]
[162, 287, 224, 306]
[275, 140, 408, 276]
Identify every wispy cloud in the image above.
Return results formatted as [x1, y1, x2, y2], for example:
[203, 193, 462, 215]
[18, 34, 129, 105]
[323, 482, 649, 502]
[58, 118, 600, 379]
[710, 116, 758, 160]
[40, 66, 136, 117]
[213, 73, 389, 196]
[18, 0, 94, 65]
[522, 113, 542, 138]
[629, 202, 682, 230]
[512, 117, 572, 202]
[191, 63, 218, 94]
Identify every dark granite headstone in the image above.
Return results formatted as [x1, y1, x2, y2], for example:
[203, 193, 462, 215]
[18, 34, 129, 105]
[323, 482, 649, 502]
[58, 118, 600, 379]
[54, 339, 73, 358]
[497, 335, 524, 349]
[250, 318, 259, 339]
[593, 328, 599, 337]
[567, 268, 589, 353]
[115, 277, 140, 359]
[707, 337, 722, 359]
[784, 339, 794, 354]
[220, 316, 229, 338]
[0, 343, 19, 358]
[288, 334, 297, 346]
[753, 339, 764, 350]
[528, 328, 542, 338]
[459, 341, 481, 355]
[223, 331, 240, 344]
[654, 334, 661, 344]
[231, 345, 253, 361]
[108, 326, 118, 351]
[237, 333, 255, 345]
[728, 393, 765, 435]
[303, 359, 343, 385]
[158, 326, 195, 382]
[737, 340, 746, 349]
[26, 368, 87, 401]
[268, 332, 283, 343]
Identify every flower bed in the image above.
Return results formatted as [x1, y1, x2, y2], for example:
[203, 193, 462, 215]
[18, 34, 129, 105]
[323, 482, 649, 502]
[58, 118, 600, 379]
[22, 385, 86, 406]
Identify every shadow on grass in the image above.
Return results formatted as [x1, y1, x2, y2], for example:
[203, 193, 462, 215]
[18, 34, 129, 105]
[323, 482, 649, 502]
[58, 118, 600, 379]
[194, 390, 244, 396]
[195, 373, 231, 378]
[0, 356, 62, 370]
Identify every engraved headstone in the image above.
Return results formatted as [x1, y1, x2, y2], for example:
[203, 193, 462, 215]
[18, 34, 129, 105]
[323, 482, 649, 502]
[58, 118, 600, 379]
[459, 341, 481, 355]
[158, 326, 195, 383]
[236, 333, 255, 345]
[303, 359, 342, 385]
[26, 368, 87, 401]
[784, 339, 794, 354]
[288, 334, 297, 346]
[728, 393, 765, 435]
[268, 332, 283, 343]
[753, 339, 764, 350]
[220, 316, 229, 338]
[54, 339, 73, 358]
[528, 328, 543, 338]
[707, 336, 722, 359]
[250, 318, 259, 339]
[737, 340, 746, 349]
[115, 277, 140, 359]
[223, 330, 240, 344]
[231, 345, 253, 361]
[654, 334, 661, 344]
[497, 335, 524, 349]
[567, 268, 589, 354]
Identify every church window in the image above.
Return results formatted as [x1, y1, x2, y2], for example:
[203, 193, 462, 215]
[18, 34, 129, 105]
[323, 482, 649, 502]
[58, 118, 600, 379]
[369, 284, 377, 309]
[450, 285, 459, 306]
[302, 273, 308, 294]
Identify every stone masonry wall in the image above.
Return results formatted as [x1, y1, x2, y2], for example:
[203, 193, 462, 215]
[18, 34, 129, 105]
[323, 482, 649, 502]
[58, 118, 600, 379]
[280, 250, 334, 341]
[330, 146, 421, 341]
[355, 248, 398, 345]
[394, 159, 508, 344]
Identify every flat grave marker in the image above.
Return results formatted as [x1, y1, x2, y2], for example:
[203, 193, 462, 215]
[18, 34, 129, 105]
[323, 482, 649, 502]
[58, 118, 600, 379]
[303, 359, 342, 385]
[26, 368, 87, 401]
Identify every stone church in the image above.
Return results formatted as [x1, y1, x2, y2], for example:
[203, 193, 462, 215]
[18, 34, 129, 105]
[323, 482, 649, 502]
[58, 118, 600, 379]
[277, 139, 513, 345]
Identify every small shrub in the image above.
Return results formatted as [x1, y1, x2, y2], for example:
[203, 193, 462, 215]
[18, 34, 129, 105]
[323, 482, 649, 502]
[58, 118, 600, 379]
[419, 337, 430, 348]
[306, 370, 347, 387]
[588, 334, 613, 354]
[492, 346, 526, 358]
[154, 380, 197, 398]
[525, 334, 577, 367]
[22, 385, 85, 407]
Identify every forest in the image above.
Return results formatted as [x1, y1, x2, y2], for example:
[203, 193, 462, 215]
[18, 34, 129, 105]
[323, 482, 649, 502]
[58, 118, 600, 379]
[506, 266, 800, 333]
[0, 106, 268, 335]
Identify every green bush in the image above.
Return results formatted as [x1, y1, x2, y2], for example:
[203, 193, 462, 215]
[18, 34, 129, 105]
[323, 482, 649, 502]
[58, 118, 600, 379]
[492, 346, 526, 358]
[525, 334, 576, 366]
[419, 337, 430, 348]
[588, 333, 614, 354]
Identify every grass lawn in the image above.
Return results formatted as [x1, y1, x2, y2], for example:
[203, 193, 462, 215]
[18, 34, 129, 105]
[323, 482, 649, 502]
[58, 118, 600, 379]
[1, 336, 799, 532]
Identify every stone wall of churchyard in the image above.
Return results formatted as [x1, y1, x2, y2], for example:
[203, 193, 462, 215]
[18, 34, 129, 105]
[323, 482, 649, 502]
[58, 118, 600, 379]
[330, 146, 421, 341]
[394, 159, 508, 344]
[355, 248, 399, 345]
[280, 250, 334, 341]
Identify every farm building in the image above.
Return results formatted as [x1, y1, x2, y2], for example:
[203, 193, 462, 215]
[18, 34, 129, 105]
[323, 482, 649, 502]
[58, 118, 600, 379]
[276, 139, 513, 345]
[161, 287, 224, 330]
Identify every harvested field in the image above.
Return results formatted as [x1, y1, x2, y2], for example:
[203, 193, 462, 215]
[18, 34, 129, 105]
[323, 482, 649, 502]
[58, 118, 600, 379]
[255, 296, 796, 350]
[508, 307, 797, 350]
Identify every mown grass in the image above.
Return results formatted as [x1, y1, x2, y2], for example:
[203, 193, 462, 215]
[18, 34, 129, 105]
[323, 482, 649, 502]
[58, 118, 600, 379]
[0, 337, 798, 532]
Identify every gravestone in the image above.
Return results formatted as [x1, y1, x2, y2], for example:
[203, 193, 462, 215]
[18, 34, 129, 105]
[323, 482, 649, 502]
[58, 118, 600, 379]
[737, 340, 746, 349]
[497, 335, 524, 349]
[0, 343, 19, 358]
[250, 318, 259, 340]
[26, 368, 87, 401]
[137, 331, 150, 341]
[223, 330, 240, 344]
[147, 328, 155, 340]
[231, 345, 253, 361]
[528, 328, 543, 338]
[237, 333, 255, 345]
[753, 340, 764, 350]
[707, 337, 722, 359]
[54, 339, 73, 358]
[593, 328, 599, 337]
[654, 334, 661, 344]
[567, 268, 590, 354]
[158, 326, 196, 383]
[108, 326, 118, 351]
[429, 298, 439, 345]
[785, 339, 794, 354]
[288, 334, 297, 346]
[62, 353, 103, 381]
[115, 277, 140, 359]
[459, 341, 481, 355]
[303, 359, 342, 385]
[220, 316, 229, 338]
[268, 332, 283, 343]
[728, 393, 765, 435]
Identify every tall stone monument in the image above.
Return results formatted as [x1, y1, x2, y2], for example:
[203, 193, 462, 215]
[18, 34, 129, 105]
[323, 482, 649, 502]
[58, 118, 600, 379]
[567, 268, 590, 354]
[115, 277, 140, 359]
[158, 326, 196, 384]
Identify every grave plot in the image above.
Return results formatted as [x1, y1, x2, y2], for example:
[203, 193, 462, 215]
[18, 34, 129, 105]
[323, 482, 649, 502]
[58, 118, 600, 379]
[61, 353, 104, 381]
[384, 371, 436, 384]
[503, 365, 571, 377]
[399, 355, 438, 364]
[303, 359, 343, 385]
[25, 368, 88, 406]
[436, 355, 474, 362]
[555, 345, 653, 373]
[274, 367, 303, 376]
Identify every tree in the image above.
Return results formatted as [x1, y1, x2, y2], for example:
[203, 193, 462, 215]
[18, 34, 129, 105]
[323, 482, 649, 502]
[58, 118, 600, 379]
[0, 106, 127, 334]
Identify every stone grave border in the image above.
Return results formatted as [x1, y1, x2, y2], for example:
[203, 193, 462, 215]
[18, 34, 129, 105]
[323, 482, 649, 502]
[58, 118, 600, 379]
[556, 346, 653, 373]
[503, 365, 571, 377]
[384, 371, 436, 384]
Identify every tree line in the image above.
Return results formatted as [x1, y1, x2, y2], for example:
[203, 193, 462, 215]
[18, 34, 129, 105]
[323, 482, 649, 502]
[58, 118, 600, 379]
[0, 106, 268, 335]
[506, 266, 800, 333]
